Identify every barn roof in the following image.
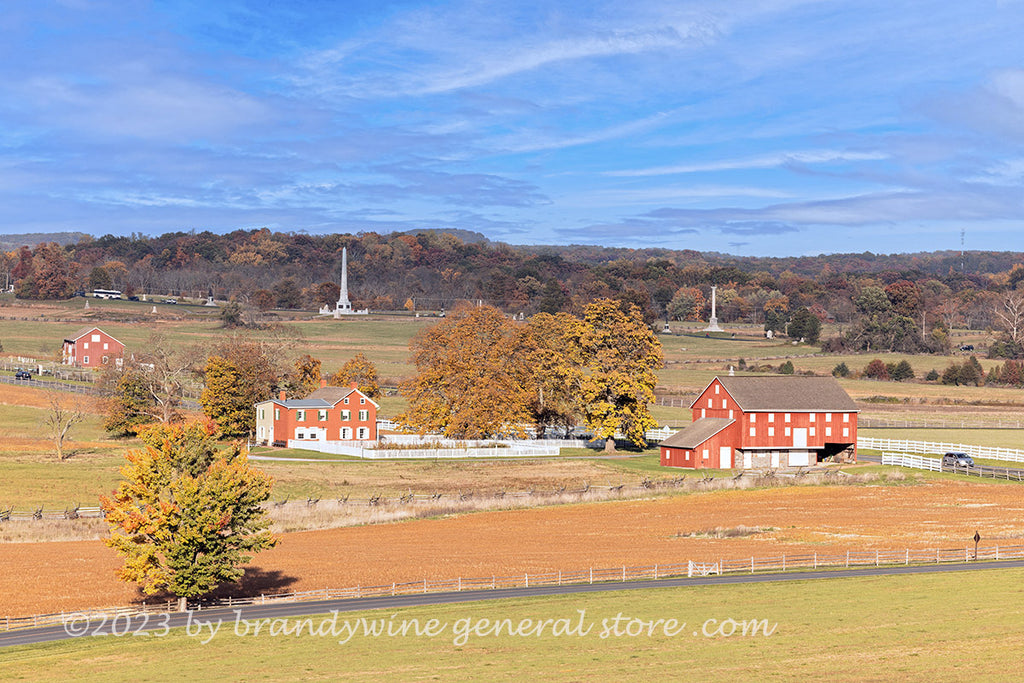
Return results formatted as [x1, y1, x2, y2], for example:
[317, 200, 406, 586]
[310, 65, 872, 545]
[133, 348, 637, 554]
[660, 418, 734, 449]
[63, 326, 124, 346]
[695, 375, 858, 412]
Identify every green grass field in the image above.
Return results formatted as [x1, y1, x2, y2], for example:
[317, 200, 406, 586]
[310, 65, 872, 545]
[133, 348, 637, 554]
[5, 567, 1024, 681]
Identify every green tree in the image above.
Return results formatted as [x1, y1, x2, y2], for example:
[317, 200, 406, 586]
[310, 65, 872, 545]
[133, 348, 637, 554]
[103, 361, 157, 436]
[888, 359, 915, 381]
[832, 362, 850, 378]
[577, 299, 663, 451]
[330, 352, 381, 399]
[788, 307, 821, 344]
[779, 360, 795, 375]
[101, 421, 276, 611]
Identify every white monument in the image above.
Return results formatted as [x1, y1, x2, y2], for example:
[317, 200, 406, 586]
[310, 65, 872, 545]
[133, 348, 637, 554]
[703, 285, 724, 332]
[320, 247, 368, 317]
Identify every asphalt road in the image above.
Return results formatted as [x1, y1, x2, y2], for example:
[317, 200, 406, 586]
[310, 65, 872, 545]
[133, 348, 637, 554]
[5, 558, 1024, 649]
[859, 453, 1024, 479]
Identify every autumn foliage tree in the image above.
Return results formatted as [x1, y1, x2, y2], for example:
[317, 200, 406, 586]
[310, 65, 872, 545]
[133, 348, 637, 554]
[330, 352, 381, 398]
[101, 421, 276, 611]
[577, 299, 662, 451]
[200, 336, 282, 437]
[401, 305, 533, 439]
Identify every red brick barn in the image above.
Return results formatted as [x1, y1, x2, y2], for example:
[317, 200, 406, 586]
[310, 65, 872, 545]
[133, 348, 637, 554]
[61, 326, 125, 368]
[660, 376, 858, 470]
[254, 381, 378, 446]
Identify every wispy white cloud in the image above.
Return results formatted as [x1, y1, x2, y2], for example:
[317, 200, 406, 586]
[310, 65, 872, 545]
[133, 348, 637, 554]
[605, 150, 890, 177]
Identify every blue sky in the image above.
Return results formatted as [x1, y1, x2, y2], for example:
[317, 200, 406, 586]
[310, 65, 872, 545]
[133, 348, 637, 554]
[3, 1, 1024, 257]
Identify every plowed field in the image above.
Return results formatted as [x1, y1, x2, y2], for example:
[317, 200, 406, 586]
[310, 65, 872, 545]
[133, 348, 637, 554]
[3, 478, 1023, 618]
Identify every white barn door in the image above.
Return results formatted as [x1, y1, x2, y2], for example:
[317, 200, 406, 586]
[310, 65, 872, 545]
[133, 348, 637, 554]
[793, 428, 808, 448]
[719, 446, 732, 468]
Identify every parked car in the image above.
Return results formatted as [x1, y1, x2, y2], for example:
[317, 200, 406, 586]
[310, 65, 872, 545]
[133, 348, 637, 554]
[942, 451, 974, 468]
[959, 344, 975, 352]
[14, 370, 31, 380]
[164, 298, 177, 304]
[128, 295, 140, 301]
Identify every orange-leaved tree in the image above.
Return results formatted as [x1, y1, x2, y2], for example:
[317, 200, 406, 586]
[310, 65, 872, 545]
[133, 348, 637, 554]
[401, 305, 532, 438]
[101, 420, 276, 611]
[329, 352, 381, 398]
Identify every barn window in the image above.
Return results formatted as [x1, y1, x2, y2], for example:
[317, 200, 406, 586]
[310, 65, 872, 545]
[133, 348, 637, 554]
[826, 427, 832, 437]
[721, 399, 727, 409]
[749, 427, 755, 437]
[707, 398, 712, 408]
[91, 334, 100, 342]
[768, 427, 775, 437]
[843, 428, 849, 437]
[843, 413, 850, 423]
[729, 410, 734, 419]
[825, 413, 832, 422]
[784, 427, 791, 437]
[768, 413, 775, 422]
[784, 413, 790, 423]
[702, 449, 709, 460]
[83, 356, 89, 364]
[103, 343, 109, 350]
[809, 413, 816, 423]
[701, 409, 706, 418]
[810, 427, 816, 437]
[84, 342, 89, 350]
[750, 413, 757, 423]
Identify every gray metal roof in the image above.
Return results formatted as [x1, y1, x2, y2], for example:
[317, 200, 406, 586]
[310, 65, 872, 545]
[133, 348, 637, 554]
[694, 376, 858, 412]
[660, 418, 734, 449]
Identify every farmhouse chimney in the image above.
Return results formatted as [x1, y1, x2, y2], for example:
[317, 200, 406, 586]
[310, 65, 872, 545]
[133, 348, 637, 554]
[279, 390, 286, 401]
[321, 379, 328, 388]
[350, 381, 358, 390]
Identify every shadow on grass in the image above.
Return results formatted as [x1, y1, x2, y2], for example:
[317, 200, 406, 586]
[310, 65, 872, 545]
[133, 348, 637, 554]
[137, 567, 300, 607]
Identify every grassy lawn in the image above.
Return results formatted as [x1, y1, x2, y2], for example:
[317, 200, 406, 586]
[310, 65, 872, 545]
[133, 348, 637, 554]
[862, 428, 1024, 450]
[5, 568, 1024, 681]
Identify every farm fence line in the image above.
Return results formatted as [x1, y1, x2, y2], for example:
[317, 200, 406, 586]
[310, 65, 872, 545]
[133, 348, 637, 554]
[881, 453, 1024, 481]
[6, 542, 1024, 632]
[859, 437, 1024, 463]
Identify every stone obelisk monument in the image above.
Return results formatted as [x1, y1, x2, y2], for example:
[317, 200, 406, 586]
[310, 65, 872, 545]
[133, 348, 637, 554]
[703, 285, 723, 332]
[335, 247, 353, 315]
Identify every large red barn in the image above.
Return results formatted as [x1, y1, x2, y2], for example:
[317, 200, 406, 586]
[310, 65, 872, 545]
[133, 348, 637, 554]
[61, 326, 125, 368]
[660, 375, 858, 470]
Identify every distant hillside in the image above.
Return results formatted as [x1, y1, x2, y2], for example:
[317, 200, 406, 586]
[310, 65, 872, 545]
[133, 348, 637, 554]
[0, 232, 90, 250]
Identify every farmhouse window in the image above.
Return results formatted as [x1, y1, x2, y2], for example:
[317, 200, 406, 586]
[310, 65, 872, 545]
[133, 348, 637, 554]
[341, 427, 352, 439]
[318, 409, 327, 421]
[260, 409, 265, 420]
[359, 410, 369, 421]
[274, 408, 280, 420]
[341, 410, 351, 420]
[357, 427, 368, 439]
[344, 398, 349, 405]
[297, 410, 305, 422]
[768, 427, 775, 437]
[297, 431, 305, 439]
[360, 397, 366, 405]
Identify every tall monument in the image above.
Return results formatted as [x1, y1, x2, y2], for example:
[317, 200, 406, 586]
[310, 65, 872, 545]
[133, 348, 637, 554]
[321, 247, 368, 316]
[703, 285, 723, 332]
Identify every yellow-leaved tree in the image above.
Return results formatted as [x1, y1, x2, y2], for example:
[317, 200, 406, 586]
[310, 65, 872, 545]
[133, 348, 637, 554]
[577, 299, 663, 452]
[101, 420, 276, 611]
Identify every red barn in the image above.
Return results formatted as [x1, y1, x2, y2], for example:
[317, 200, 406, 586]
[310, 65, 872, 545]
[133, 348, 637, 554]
[660, 376, 858, 470]
[254, 381, 378, 446]
[61, 326, 125, 368]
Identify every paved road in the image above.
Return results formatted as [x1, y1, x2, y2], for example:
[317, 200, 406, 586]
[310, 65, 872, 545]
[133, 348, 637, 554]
[860, 453, 1024, 479]
[5, 558, 1024, 648]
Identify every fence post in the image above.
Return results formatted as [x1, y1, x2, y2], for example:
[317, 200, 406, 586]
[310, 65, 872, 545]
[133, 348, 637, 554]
[424, 579, 427, 594]
[997, 546, 1000, 560]
[814, 552, 817, 569]
[458, 577, 462, 592]
[936, 549, 939, 564]
[876, 550, 879, 567]
[654, 565, 658, 580]
[846, 550, 849, 568]
[525, 573, 529, 588]
[622, 565, 626, 582]
[751, 556, 754, 574]
[589, 568, 593, 585]
[782, 554, 786, 572]
[906, 548, 909, 565]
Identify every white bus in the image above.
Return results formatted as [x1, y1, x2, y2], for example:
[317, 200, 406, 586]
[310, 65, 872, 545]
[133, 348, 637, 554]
[91, 289, 122, 299]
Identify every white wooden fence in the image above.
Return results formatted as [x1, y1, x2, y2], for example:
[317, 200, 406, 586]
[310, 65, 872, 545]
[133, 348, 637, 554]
[859, 437, 1024, 464]
[286, 440, 562, 459]
[880, 453, 943, 472]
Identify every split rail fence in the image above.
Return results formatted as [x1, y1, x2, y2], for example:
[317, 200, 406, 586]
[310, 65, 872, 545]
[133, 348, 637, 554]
[7, 543, 1024, 632]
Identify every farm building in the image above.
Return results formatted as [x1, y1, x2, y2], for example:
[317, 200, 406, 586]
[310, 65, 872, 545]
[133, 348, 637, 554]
[254, 381, 378, 446]
[660, 375, 858, 470]
[61, 326, 125, 368]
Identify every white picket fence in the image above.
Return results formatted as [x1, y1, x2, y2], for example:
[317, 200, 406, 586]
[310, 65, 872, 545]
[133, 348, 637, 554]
[286, 440, 562, 459]
[880, 453, 943, 472]
[859, 437, 1024, 464]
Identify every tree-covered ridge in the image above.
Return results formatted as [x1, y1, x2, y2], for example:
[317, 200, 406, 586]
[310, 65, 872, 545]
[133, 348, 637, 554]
[3, 230, 1024, 344]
